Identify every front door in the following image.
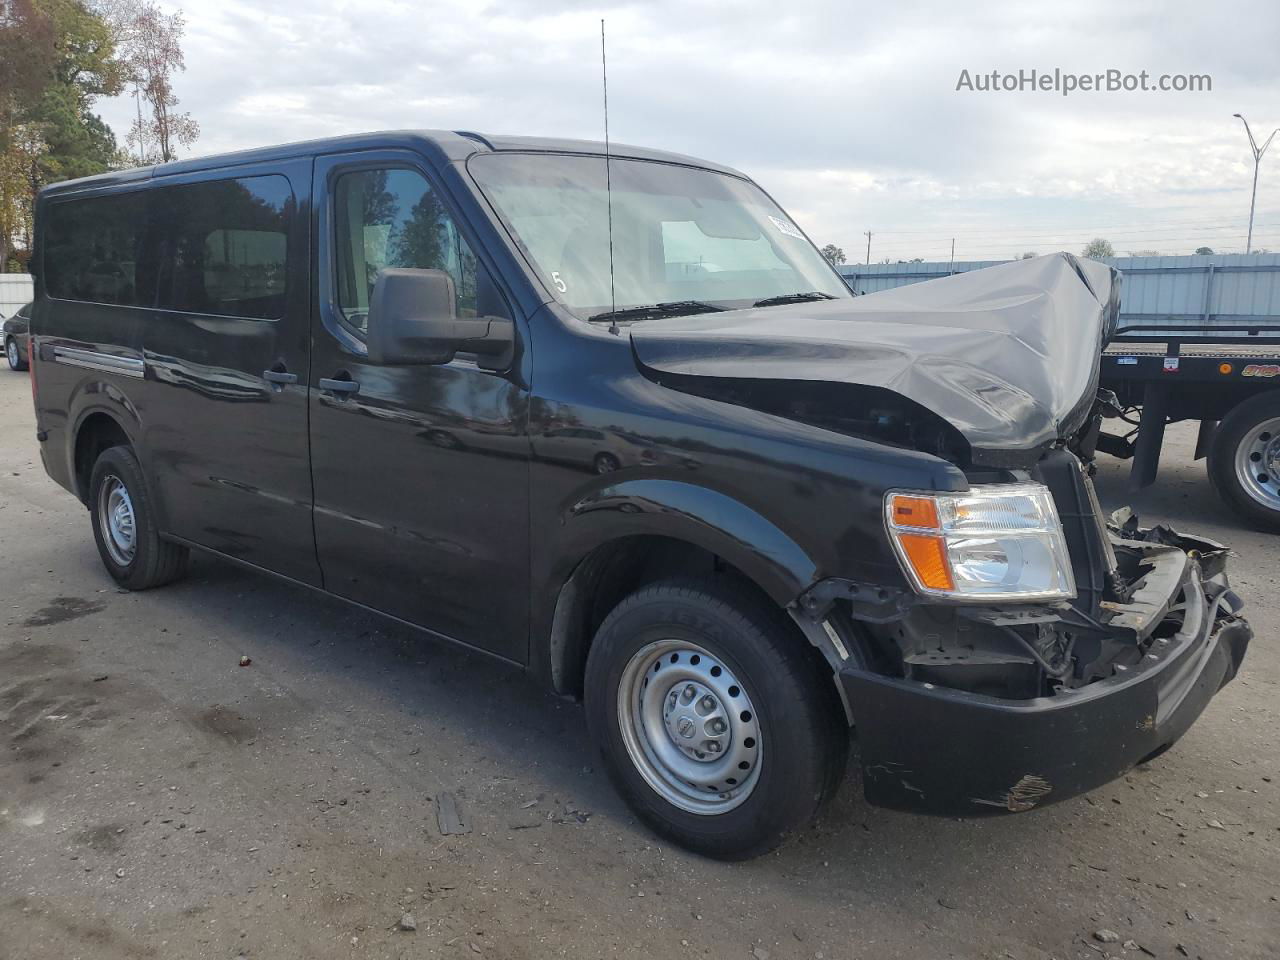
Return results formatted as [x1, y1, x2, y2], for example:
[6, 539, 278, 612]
[307, 151, 531, 661]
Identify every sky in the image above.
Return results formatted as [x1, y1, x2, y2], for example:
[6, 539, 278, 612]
[96, 0, 1280, 263]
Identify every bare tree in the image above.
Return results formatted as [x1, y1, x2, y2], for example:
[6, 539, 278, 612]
[99, 0, 198, 163]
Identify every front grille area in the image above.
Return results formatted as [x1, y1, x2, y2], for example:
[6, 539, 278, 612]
[1032, 449, 1113, 620]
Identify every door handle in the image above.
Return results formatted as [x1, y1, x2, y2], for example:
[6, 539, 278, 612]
[319, 376, 360, 396]
[263, 369, 298, 384]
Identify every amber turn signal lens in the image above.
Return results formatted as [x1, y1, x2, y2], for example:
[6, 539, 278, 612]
[1219, 362, 1233, 375]
[896, 533, 954, 591]
[888, 494, 939, 530]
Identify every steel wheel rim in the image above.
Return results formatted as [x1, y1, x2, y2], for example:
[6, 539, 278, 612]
[6, 340, 16, 368]
[617, 639, 763, 815]
[98, 475, 137, 566]
[1233, 416, 1280, 512]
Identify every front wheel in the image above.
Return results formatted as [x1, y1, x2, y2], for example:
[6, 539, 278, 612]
[1207, 392, 1280, 531]
[6, 337, 26, 371]
[89, 445, 189, 589]
[584, 578, 847, 860]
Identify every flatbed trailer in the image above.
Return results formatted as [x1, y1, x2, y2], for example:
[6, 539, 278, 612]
[1099, 324, 1280, 530]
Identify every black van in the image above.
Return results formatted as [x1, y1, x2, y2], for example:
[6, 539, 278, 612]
[29, 131, 1251, 859]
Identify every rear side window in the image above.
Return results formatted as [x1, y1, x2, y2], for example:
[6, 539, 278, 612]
[43, 174, 293, 320]
[44, 192, 158, 307]
[155, 176, 293, 319]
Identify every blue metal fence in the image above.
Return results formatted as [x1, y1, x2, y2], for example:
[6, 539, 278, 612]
[839, 254, 1280, 335]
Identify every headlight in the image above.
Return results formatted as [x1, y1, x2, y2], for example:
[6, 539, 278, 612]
[884, 483, 1075, 601]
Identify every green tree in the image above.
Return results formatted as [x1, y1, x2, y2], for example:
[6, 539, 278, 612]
[819, 243, 845, 266]
[1081, 238, 1114, 259]
[0, 0, 125, 270]
[1195, 246, 1214, 255]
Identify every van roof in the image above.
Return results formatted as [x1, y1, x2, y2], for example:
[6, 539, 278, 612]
[38, 130, 746, 198]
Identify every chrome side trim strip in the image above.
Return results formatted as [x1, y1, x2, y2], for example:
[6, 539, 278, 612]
[52, 346, 145, 379]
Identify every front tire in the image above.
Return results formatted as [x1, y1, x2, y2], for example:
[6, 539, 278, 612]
[584, 578, 847, 860]
[1207, 392, 1280, 531]
[6, 337, 26, 371]
[89, 445, 189, 589]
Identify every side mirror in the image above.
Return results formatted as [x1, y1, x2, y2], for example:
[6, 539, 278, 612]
[366, 268, 513, 370]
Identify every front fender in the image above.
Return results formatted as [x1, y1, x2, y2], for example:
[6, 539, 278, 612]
[532, 475, 824, 697]
[557, 477, 818, 605]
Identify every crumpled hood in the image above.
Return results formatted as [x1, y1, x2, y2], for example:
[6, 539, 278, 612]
[630, 252, 1121, 468]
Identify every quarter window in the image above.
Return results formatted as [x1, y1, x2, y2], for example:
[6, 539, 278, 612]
[44, 191, 157, 307]
[333, 168, 480, 336]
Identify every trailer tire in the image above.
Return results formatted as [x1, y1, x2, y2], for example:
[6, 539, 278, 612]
[1207, 392, 1280, 531]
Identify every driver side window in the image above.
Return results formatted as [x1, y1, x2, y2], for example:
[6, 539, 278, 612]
[333, 167, 479, 336]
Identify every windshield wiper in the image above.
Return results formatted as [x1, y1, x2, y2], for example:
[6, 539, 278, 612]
[587, 300, 726, 324]
[752, 291, 838, 307]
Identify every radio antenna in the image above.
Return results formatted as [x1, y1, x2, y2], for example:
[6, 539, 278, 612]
[601, 18, 619, 335]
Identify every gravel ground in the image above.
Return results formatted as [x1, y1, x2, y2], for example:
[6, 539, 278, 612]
[1, 369, 1276, 960]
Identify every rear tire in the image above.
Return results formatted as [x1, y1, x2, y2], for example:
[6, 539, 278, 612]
[584, 577, 847, 860]
[6, 337, 25, 371]
[1207, 392, 1280, 531]
[89, 445, 189, 589]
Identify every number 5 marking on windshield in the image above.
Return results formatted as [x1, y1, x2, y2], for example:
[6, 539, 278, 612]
[551, 271, 567, 293]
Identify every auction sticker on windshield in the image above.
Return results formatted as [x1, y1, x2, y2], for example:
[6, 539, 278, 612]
[768, 215, 805, 239]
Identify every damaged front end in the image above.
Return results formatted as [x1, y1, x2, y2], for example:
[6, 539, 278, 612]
[632, 250, 1251, 815]
[799, 449, 1252, 816]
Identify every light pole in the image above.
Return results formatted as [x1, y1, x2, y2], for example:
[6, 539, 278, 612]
[1233, 114, 1278, 254]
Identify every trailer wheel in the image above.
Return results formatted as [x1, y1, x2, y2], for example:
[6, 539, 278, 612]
[1207, 392, 1280, 531]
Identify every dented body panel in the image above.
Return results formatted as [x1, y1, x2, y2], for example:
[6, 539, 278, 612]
[632, 254, 1122, 468]
[838, 530, 1251, 815]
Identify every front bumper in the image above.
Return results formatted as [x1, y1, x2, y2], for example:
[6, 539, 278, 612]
[841, 538, 1252, 816]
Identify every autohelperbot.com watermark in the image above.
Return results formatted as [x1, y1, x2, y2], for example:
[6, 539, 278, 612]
[955, 68, 1211, 96]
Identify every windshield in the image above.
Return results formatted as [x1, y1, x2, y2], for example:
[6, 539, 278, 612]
[468, 153, 850, 319]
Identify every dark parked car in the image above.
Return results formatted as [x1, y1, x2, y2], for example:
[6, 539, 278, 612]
[4, 300, 30, 371]
[28, 131, 1251, 859]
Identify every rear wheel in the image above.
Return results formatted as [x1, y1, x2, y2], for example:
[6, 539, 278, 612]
[584, 578, 846, 860]
[1207, 392, 1280, 531]
[6, 337, 25, 371]
[89, 445, 189, 589]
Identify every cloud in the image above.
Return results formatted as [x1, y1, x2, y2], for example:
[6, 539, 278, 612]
[98, 0, 1280, 258]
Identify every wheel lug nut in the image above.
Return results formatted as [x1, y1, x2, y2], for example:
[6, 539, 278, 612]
[704, 741, 722, 754]
[700, 696, 715, 711]
[681, 686, 696, 703]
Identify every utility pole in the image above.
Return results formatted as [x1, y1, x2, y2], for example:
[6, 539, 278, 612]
[949, 238, 955, 273]
[864, 231, 872, 265]
[134, 83, 145, 164]
[1233, 113, 1278, 254]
